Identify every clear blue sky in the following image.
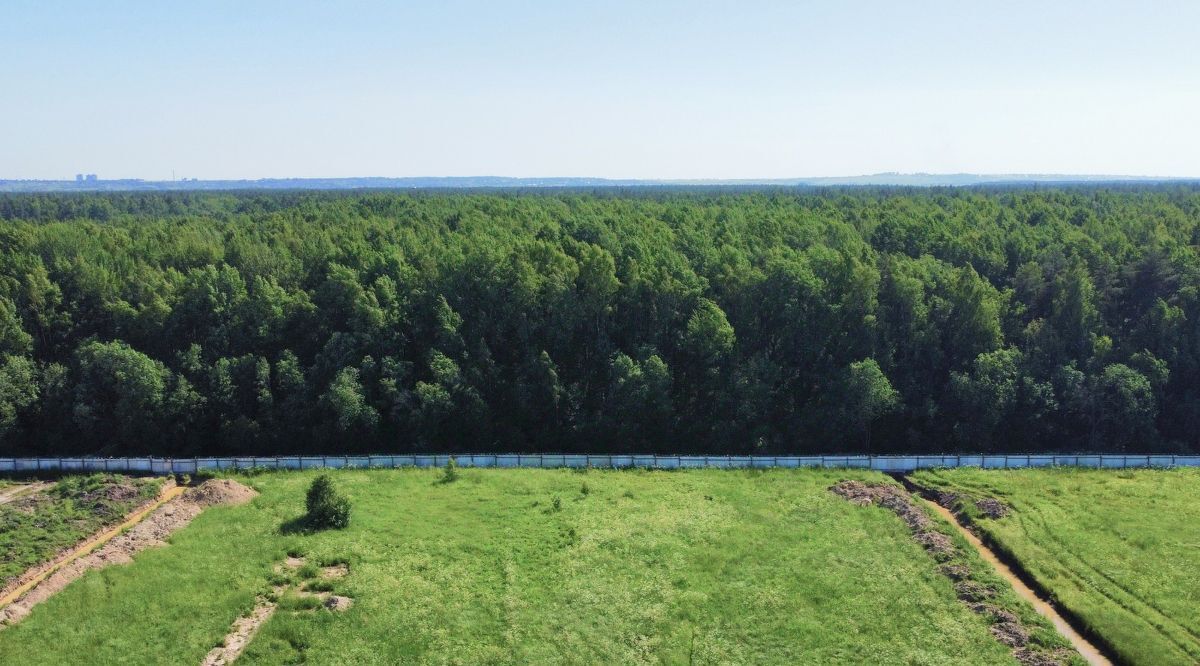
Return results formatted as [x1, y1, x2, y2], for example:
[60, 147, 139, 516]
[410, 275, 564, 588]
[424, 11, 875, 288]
[3, 0, 1198, 180]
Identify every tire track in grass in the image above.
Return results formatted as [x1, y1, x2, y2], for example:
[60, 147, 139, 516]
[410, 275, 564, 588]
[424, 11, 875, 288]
[1014, 498, 1200, 662]
[918, 470, 1200, 663]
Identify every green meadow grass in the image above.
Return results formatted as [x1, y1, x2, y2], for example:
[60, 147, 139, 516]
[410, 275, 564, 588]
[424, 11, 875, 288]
[912, 467, 1200, 666]
[0, 468, 1030, 665]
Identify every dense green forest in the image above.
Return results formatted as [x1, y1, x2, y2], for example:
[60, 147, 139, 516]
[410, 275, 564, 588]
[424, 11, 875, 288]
[1, 187, 1198, 456]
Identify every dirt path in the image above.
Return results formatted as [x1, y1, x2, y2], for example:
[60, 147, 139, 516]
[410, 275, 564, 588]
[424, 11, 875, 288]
[0, 479, 256, 625]
[0, 481, 50, 505]
[201, 598, 278, 666]
[202, 556, 352, 665]
[918, 496, 1112, 666]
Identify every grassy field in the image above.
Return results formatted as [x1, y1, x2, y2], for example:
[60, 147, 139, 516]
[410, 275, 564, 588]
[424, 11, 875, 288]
[0, 468, 1067, 665]
[0, 474, 161, 586]
[912, 467, 1200, 666]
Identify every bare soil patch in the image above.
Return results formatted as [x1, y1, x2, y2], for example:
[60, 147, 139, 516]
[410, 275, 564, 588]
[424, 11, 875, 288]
[202, 597, 278, 666]
[0, 482, 50, 506]
[0, 479, 256, 626]
[975, 497, 1010, 519]
[203, 553, 353, 664]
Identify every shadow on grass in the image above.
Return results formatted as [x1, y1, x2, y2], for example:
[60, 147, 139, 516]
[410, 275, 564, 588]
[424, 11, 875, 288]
[279, 515, 313, 535]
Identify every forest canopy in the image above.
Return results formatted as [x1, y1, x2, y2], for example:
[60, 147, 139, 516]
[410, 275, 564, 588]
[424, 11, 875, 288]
[1, 186, 1198, 456]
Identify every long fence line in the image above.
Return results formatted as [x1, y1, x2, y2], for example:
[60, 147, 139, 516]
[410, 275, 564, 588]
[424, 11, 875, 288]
[1, 453, 1199, 475]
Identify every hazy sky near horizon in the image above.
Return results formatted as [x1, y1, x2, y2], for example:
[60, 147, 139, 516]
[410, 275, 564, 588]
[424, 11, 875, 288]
[3, 1, 1199, 180]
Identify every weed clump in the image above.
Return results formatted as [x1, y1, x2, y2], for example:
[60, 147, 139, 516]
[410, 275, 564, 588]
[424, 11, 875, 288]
[580, 482, 591, 496]
[305, 474, 351, 530]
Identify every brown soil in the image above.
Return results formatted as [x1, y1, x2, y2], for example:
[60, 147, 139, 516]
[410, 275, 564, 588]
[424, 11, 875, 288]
[954, 580, 997, 602]
[201, 599, 277, 666]
[0, 481, 50, 506]
[1014, 647, 1076, 666]
[184, 479, 258, 507]
[939, 563, 972, 581]
[969, 602, 1021, 625]
[320, 564, 349, 579]
[975, 497, 1010, 519]
[992, 620, 1031, 647]
[0, 479, 256, 626]
[205, 552, 353, 666]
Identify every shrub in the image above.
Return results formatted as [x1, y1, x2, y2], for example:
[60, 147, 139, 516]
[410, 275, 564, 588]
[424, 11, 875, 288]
[305, 474, 351, 530]
[440, 457, 459, 484]
[551, 496, 562, 512]
[580, 482, 591, 496]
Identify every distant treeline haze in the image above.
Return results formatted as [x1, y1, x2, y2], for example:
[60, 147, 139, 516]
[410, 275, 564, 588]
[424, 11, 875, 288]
[0, 188, 1197, 456]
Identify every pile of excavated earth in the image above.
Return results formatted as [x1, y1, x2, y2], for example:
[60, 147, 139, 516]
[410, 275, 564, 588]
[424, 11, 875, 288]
[0, 478, 257, 626]
[830, 481, 1075, 666]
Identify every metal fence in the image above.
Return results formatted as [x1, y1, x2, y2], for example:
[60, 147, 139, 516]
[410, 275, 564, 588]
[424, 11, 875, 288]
[0, 453, 1198, 475]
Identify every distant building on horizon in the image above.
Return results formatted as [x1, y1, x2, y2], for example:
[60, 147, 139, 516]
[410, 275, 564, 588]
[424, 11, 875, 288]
[75, 174, 83, 182]
[85, 174, 97, 182]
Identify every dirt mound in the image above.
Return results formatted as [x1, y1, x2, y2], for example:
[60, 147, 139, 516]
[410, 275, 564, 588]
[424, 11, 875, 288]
[975, 497, 1009, 519]
[1013, 647, 1070, 666]
[968, 602, 1020, 625]
[829, 481, 949, 557]
[184, 479, 257, 507]
[81, 483, 140, 504]
[835, 480, 1085, 666]
[954, 580, 996, 602]
[914, 530, 956, 558]
[991, 621, 1030, 647]
[323, 595, 354, 612]
[939, 563, 971, 581]
[1, 479, 255, 627]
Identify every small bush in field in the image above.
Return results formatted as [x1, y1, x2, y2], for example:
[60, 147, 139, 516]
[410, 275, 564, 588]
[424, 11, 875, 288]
[440, 457, 459, 484]
[305, 474, 351, 530]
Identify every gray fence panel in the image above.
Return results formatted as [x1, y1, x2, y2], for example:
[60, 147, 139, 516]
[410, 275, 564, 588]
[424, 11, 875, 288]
[5, 453, 1200, 475]
[172, 459, 197, 473]
[610, 455, 633, 468]
[322, 457, 346, 469]
[920, 456, 948, 469]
